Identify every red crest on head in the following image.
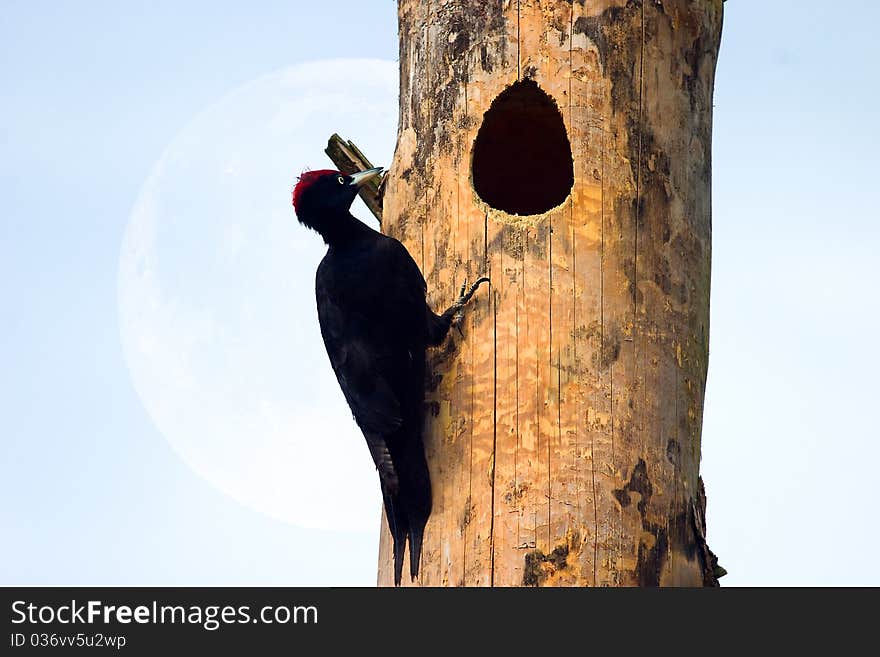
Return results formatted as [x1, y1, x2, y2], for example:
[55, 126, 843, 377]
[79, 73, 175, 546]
[292, 169, 339, 212]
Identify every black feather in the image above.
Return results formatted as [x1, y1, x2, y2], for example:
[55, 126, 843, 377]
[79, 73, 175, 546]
[296, 170, 484, 584]
[314, 226, 435, 584]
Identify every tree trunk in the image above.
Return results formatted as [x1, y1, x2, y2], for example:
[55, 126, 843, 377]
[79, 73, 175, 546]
[378, 0, 723, 587]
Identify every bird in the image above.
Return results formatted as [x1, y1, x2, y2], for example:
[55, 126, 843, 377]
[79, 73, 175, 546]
[291, 166, 488, 585]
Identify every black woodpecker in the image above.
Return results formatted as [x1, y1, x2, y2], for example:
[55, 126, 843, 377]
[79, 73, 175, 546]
[292, 167, 488, 584]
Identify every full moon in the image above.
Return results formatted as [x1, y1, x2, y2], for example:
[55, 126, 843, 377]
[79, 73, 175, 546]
[118, 59, 398, 531]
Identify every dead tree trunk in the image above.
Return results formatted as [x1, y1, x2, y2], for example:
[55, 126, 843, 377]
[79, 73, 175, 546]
[378, 0, 724, 586]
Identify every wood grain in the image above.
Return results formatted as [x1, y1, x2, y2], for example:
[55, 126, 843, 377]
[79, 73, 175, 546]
[378, 0, 724, 587]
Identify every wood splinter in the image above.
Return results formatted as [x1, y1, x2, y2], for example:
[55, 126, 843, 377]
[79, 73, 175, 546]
[325, 133, 384, 223]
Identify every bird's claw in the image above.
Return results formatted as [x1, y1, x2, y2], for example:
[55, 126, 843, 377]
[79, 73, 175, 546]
[448, 277, 489, 339]
[456, 276, 490, 307]
[452, 310, 465, 337]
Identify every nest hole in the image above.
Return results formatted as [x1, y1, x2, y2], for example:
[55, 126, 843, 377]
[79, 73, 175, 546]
[471, 79, 574, 216]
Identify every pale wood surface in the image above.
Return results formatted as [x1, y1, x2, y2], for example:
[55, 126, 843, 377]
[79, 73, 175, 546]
[378, 0, 723, 587]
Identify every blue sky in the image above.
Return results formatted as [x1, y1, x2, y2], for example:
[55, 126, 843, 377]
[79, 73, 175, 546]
[2, 1, 878, 585]
[1, 0, 399, 585]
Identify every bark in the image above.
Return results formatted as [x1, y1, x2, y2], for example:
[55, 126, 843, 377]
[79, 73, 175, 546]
[378, 0, 723, 587]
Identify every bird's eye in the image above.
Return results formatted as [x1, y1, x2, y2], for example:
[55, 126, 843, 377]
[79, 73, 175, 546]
[338, 176, 345, 185]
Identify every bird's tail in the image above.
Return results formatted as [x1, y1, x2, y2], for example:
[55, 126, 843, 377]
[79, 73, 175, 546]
[408, 520, 426, 581]
[400, 445, 431, 584]
[380, 448, 431, 586]
[381, 485, 409, 586]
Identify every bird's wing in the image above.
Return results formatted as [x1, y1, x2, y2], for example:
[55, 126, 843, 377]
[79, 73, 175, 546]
[315, 289, 404, 435]
[375, 237, 430, 342]
[314, 238, 432, 584]
[382, 236, 427, 294]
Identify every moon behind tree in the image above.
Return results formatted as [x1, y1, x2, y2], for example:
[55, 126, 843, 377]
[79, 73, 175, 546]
[118, 59, 398, 531]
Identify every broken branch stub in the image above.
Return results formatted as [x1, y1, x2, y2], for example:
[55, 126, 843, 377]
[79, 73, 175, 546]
[325, 133, 383, 222]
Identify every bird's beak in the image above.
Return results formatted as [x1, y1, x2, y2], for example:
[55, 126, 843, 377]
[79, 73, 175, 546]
[349, 167, 383, 187]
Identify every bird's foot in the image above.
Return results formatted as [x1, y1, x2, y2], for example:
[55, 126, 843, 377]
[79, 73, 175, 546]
[450, 277, 490, 336]
[454, 277, 490, 309]
[452, 310, 465, 337]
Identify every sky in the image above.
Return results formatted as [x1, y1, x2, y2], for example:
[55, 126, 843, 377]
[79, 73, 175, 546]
[2, 1, 878, 586]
